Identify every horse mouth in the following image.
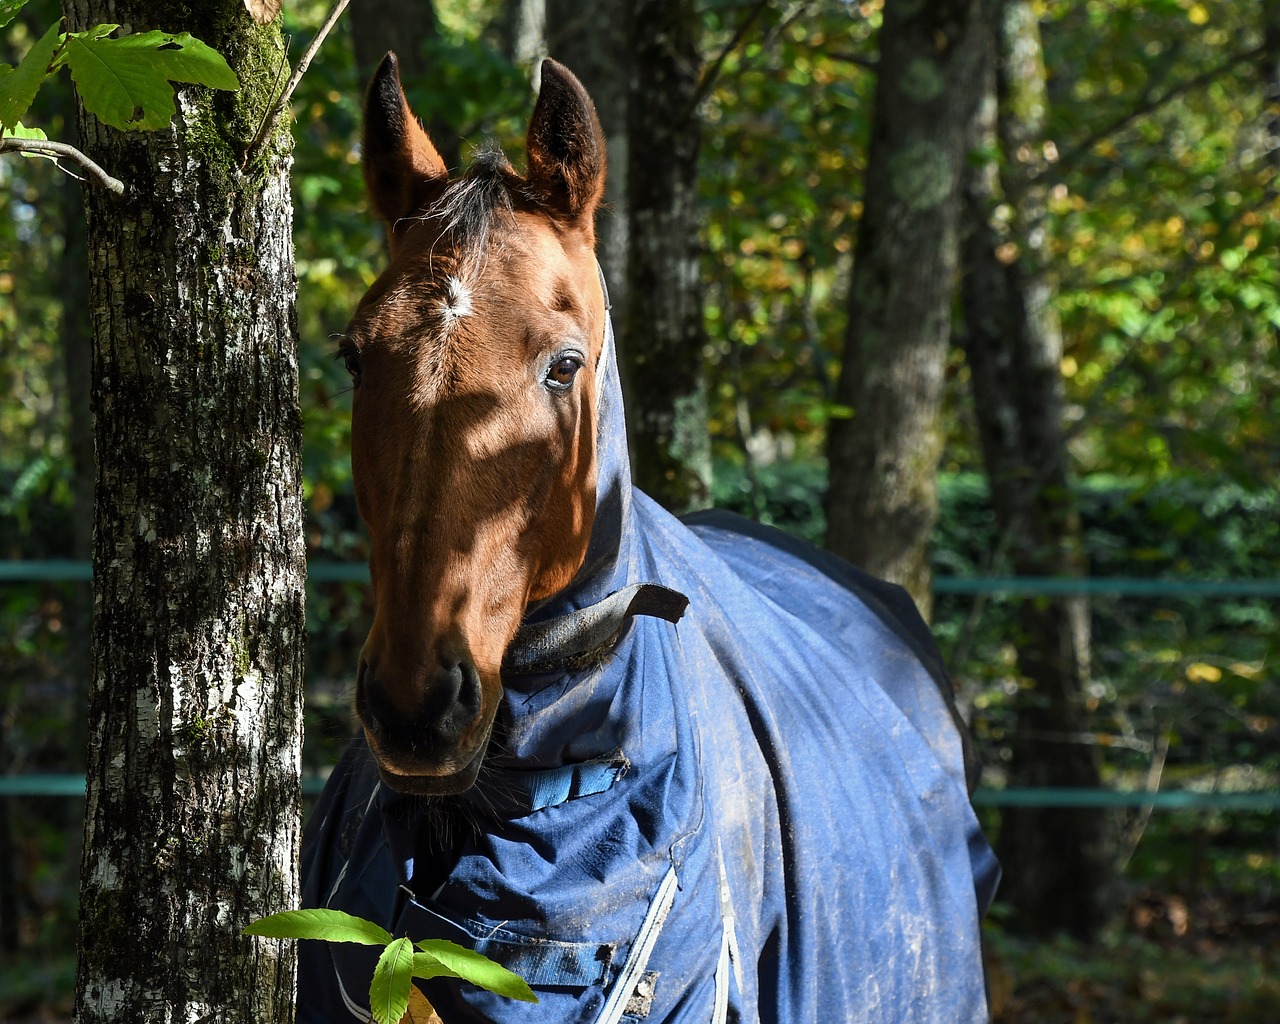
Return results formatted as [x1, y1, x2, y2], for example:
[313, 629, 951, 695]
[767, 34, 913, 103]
[371, 732, 488, 793]
[355, 658, 494, 794]
[374, 753, 485, 795]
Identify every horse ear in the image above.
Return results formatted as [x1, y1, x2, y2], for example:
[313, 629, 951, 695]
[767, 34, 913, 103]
[525, 59, 606, 229]
[363, 52, 448, 226]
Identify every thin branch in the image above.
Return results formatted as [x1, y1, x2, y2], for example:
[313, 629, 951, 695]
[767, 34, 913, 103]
[691, 0, 776, 113]
[1115, 727, 1171, 874]
[827, 50, 878, 71]
[242, 0, 352, 167]
[1038, 44, 1265, 186]
[0, 137, 125, 195]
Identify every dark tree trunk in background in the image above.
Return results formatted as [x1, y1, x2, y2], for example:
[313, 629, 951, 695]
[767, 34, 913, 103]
[825, 0, 991, 618]
[349, 0, 460, 170]
[1266, 0, 1280, 176]
[626, 0, 710, 511]
[66, 2, 306, 1020]
[547, 0, 631, 351]
[959, 0, 1109, 940]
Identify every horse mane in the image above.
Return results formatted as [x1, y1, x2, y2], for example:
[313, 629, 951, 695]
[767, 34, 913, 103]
[420, 146, 519, 268]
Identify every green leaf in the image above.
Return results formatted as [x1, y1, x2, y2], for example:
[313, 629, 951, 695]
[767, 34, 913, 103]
[140, 32, 239, 91]
[0, 21, 62, 131]
[243, 908, 393, 946]
[64, 29, 238, 132]
[49, 23, 115, 72]
[4, 121, 56, 161]
[5, 120, 46, 139]
[0, 1, 28, 31]
[412, 939, 538, 1002]
[370, 937, 416, 1024]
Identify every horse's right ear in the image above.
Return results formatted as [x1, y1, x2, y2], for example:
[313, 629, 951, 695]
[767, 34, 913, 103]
[363, 53, 448, 226]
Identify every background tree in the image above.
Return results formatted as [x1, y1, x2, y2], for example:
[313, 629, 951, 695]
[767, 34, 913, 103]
[546, 0, 630, 350]
[625, 0, 710, 510]
[958, 0, 1110, 940]
[825, 0, 992, 617]
[348, 0, 461, 169]
[61, 1, 307, 1020]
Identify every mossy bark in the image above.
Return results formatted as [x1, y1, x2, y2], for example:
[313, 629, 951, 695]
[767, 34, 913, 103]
[64, 3, 305, 1021]
[958, 0, 1110, 941]
[825, 0, 993, 618]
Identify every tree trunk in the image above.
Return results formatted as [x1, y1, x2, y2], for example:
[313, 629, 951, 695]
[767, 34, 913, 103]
[626, 0, 710, 511]
[500, 0, 547, 72]
[546, 0, 630, 351]
[66, 3, 306, 1020]
[825, 0, 991, 618]
[958, 0, 1109, 940]
[1266, 0, 1280, 177]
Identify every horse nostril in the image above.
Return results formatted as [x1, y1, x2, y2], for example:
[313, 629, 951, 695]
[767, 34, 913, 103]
[357, 655, 484, 753]
[434, 659, 483, 744]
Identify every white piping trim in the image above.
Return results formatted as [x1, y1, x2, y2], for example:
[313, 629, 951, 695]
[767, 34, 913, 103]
[592, 864, 679, 1024]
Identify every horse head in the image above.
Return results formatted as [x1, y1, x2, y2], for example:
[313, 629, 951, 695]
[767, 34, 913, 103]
[341, 54, 608, 794]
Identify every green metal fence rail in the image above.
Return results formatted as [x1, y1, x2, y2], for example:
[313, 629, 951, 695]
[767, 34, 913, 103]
[4, 561, 1277, 810]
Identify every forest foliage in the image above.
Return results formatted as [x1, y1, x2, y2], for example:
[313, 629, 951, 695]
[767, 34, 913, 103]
[0, 0, 1277, 1018]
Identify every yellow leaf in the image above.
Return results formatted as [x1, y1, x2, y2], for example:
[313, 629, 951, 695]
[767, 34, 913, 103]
[244, 0, 284, 24]
[1185, 662, 1222, 684]
[1187, 3, 1209, 26]
[399, 986, 443, 1024]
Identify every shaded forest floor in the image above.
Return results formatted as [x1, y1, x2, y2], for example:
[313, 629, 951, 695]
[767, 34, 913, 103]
[988, 886, 1280, 1023]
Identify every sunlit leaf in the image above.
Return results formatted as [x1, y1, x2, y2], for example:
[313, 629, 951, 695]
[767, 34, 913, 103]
[64, 29, 238, 132]
[0, 21, 62, 130]
[370, 938, 415, 1024]
[413, 939, 538, 1002]
[0, 0, 28, 31]
[244, 908, 393, 946]
[3, 121, 56, 161]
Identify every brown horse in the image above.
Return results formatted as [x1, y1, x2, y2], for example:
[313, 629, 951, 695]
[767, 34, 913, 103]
[341, 56, 608, 795]
[300, 54, 996, 1024]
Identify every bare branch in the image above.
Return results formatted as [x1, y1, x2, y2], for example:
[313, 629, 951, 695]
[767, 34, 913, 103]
[691, 0, 777, 113]
[827, 50, 877, 71]
[242, 0, 352, 167]
[0, 136, 125, 195]
[1043, 44, 1265, 185]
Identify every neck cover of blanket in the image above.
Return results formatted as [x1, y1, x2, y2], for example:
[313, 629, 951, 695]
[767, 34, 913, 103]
[298, 282, 1000, 1024]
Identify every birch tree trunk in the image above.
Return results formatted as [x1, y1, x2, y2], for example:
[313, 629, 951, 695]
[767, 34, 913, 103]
[825, 0, 991, 618]
[66, 2, 306, 1020]
[626, 0, 710, 511]
[958, 0, 1109, 939]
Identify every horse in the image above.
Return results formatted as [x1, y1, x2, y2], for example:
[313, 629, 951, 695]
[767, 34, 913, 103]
[298, 55, 999, 1023]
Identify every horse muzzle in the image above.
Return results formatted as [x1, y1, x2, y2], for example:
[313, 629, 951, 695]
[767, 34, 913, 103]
[355, 656, 494, 794]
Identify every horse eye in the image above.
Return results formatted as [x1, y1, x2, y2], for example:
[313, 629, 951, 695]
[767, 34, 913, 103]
[546, 356, 582, 390]
[338, 348, 362, 385]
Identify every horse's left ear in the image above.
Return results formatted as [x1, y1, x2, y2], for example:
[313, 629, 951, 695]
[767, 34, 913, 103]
[525, 60, 606, 230]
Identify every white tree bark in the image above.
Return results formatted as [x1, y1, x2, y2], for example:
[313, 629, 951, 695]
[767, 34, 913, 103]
[66, 3, 306, 1020]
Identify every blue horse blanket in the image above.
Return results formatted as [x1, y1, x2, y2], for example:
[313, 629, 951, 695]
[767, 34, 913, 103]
[298, 298, 999, 1022]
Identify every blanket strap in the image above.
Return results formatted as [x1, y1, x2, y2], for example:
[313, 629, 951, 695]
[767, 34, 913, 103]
[504, 583, 689, 675]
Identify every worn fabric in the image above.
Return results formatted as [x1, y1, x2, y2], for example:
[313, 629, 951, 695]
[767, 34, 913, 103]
[297, 296, 999, 1023]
